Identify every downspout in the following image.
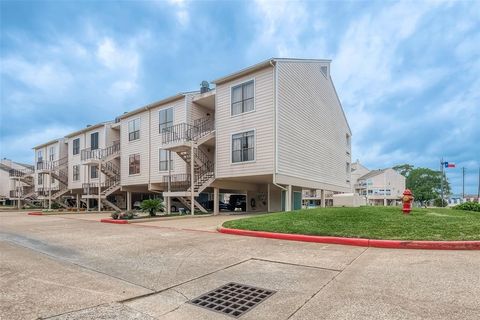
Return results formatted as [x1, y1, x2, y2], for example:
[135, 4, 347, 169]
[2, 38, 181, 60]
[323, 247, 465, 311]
[271, 59, 286, 192]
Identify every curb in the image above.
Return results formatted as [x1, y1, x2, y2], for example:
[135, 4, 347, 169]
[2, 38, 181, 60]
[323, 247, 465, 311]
[100, 218, 129, 224]
[218, 227, 480, 250]
[27, 212, 43, 216]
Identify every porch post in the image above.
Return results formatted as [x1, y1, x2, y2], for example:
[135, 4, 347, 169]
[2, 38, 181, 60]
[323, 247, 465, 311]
[321, 189, 326, 208]
[48, 173, 52, 210]
[76, 193, 80, 212]
[213, 187, 219, 215]
[267, 183, 271, 212]
[126, 191, 132, 211]
[98, 165, 102, 212]
[190, 142, 195, 215]
[167, 150, 171, 215]
[286, 185, 292, 212]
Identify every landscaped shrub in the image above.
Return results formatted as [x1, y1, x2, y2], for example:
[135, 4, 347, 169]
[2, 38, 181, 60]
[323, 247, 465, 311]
[111, 211, 120, 219]
[454, 202, 480, 212]
[140, 199, 164, 217]
[433, 198, 448, 207]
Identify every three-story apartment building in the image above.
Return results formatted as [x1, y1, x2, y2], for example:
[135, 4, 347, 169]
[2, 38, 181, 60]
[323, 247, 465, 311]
[33, 138, 69, 208]
[65, 121, 121, 211]
[27, 58, 352, 214]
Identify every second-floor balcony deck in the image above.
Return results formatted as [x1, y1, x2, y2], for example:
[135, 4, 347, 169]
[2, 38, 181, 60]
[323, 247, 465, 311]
[81, 141, 120, 163]
[161, 116, 214, 149]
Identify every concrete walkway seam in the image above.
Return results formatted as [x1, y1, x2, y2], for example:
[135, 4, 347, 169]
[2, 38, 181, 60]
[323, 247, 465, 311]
[218, 227, 480, 250]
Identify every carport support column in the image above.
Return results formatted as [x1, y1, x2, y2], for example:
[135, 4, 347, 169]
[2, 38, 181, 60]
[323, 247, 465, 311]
[286, 185, 292, 212]
[321, 189, 326, 208]
[213, 187, 219, 215]
[76, 193, 80, 212]
[267, 184, 271, 212]
[190, 142, 195, 215]
[126, 191, 132, 211]
[166, 196, 171, 215]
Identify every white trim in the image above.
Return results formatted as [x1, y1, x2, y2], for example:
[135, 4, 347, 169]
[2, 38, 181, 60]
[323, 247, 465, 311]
[230, 78, 256, 117]
[128, 153, 141, 176]
[127, 117, 141, 142]
[229, 128, 256, 165]
[88, 131, 100, 150]
[158, 106, 175, 135]
[158, 147, 173, 172]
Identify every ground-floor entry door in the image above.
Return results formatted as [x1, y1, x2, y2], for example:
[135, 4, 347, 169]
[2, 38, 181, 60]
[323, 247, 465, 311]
[293, 191, 302, 210]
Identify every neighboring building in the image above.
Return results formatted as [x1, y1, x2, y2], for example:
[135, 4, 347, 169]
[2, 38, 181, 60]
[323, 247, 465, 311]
[0, 158, 35, 207]
[354, 168, 406, 206]
[33, 138, 69, 208]
[65, 121, 121, 211]
[24, 57, 352, 213]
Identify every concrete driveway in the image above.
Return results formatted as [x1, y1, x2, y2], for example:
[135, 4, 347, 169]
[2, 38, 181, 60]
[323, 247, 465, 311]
[0, 210, 479, 319]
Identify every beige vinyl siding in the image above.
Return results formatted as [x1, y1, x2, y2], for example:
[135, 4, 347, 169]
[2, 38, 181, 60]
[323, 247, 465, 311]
[149, 97, 188, 184]
[120, 112, 150, 186]
[67, 134, 84, 190]
[276, 61, 351, 190]
[34, 140, 68, 191]
[215, 66, 275, 178]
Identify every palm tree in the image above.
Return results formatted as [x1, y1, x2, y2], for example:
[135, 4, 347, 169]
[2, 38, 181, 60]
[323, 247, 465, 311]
[140, 199, 164, 217]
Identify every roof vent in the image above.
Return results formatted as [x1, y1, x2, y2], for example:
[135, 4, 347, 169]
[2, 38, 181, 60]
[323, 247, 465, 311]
[200, 81, 210, 94]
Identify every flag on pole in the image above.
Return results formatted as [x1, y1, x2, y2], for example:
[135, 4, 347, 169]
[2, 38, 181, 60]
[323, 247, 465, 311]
[444, 162, 456, 168]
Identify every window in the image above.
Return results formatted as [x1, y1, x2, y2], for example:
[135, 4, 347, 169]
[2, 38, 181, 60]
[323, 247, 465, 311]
[72, 138, 80, 155]
[90, 165, 98, 179]
[49, 146, 55, 161]
[232, 130, 255, 163]
[38, 174, 43, 185]
[73, 165, 80, 181]
[128, 118, 140, 141]
[129, 154, 140, 175]
[159, 108, 173, 133]
[159, 149, 173, 171]
[231, 80, 254, 115]
[91, 132, 99, 150]
[37, 150, 43, 162]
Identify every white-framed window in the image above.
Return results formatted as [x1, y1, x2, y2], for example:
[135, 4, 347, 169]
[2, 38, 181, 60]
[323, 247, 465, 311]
[231, 80, 254, 116]
[159, 149, 173, 171]
[159, 108, 173, 133]
[91, 132, 99, 150]
[49, 146, 55, 161]
[38, 174, 43, 185]
[232, 130, 255, 163]
[72, 138, 80, 155]
[90, 165, 98, 179]
[129, 154, 140, 175]
[128, 118, 140, 141]
[73, 165, 80, 181]
[37, 150, 43, 162]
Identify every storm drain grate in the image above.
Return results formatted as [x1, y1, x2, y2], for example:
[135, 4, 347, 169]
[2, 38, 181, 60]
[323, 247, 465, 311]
[188, 282, 276, 318]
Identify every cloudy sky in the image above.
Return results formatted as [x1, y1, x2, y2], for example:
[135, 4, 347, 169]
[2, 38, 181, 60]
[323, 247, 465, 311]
[1, 0, 479, 194]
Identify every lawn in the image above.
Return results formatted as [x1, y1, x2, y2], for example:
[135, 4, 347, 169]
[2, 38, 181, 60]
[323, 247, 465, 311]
[222, 206, 480, 241]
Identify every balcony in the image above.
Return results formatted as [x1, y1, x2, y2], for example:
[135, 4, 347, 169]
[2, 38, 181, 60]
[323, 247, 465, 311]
[81, 141, 120, 162]
[162, 116, 214, 148]
[36, 157, 68, 172]
[9, 167, 34, 178]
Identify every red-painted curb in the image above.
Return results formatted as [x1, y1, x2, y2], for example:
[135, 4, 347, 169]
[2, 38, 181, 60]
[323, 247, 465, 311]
[218, 227, 480, 250]
[27, 212, 43, 216]
[100, 219, 129, 224]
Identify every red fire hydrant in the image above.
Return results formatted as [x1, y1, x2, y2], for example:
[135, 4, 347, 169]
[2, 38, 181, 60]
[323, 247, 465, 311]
[402, 189, 414, 214]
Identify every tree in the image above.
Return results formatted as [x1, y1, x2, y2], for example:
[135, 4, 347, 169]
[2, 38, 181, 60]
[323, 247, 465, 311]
[140, 199, 164, 217]
[406, 168, 451, 204]
[393, 164, 414, 177]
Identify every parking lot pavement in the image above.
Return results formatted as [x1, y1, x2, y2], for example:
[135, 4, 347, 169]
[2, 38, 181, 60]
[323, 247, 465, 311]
[1, 210, 479, 319]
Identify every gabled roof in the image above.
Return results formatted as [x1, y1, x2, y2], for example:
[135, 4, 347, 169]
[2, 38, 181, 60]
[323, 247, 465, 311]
[65, 121, 113, 138]
[32, 138, 65, 150]
[358, 169, 387, 181]
[117, 91, 199, 120]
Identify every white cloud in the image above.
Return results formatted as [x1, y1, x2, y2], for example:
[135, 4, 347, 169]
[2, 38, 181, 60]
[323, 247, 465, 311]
[165, 0, 190, 27]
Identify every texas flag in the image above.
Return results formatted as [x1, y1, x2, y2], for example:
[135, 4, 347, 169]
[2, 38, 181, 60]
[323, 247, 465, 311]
[444, 162, 456, 168]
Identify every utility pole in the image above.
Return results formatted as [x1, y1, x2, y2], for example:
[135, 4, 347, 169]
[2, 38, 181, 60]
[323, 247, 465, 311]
[462, 167, 465, 200]
[440, 158, 444, 205]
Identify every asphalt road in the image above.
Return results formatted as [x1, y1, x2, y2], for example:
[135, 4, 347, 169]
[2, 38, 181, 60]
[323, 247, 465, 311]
[1, 210, 479, 319]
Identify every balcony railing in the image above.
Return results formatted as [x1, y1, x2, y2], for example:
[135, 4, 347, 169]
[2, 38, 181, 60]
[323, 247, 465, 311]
[36, 187, 60, 196]
[81, 141, 120, 161]
[82, 178, 119, 194]
[162, 116, 214, 145]
[162, 174, 192, 192]
[9, 168, 34, 177]
[36, 156, 68, 171]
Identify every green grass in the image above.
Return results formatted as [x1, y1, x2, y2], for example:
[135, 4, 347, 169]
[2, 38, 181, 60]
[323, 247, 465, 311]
[222, 206, 480, 241]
